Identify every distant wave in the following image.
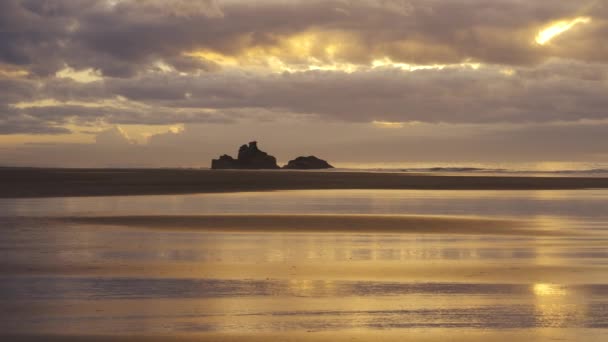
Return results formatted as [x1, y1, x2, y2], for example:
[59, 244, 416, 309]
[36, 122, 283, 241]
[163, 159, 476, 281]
[400, 167, 506, 173]
[334, 167, 608, 175]
[548, 169, 608, 174]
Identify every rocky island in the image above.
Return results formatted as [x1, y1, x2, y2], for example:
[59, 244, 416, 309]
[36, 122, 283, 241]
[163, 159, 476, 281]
[211, 141, 334, 170]
[283, 156, 334, 169]
[211, 141, 279, 169]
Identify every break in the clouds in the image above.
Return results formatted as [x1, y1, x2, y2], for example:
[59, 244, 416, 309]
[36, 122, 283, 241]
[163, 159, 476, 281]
[0, 0, 607, 166]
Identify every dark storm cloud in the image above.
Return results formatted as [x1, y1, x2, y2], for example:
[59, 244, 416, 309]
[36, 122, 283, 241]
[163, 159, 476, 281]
[0, 0, 99, 76]
[0, 109, 70, 135]
[7, 102, 235, 127]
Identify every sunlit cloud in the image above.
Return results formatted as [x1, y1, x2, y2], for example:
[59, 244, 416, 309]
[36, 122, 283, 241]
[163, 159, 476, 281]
[2, 0, 608, 167]
[500, 68, 515, 76]
[535, 17, 592, 45]
[56, 67, 103, 83]
[188, 48, 483, 74]
[0, 67, 29, 78]
[11, 98, 142, 110]
[117, 124, 185, 143]
[95, 125, 137, 145]
[372, 121, 406, 129]
[183, 28, 492, 74]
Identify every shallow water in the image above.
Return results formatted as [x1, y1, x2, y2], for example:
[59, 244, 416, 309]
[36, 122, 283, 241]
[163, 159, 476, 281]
[1, 190, 608, 340]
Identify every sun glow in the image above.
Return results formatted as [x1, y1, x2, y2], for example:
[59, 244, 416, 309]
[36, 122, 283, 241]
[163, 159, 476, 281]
[533, 283, 567, 296]
[372, 121, 406, 128]
[188, 49, 482, 74]
[535, 17, 591, 45]
[0, 67, 29, 78]
[56, 67, 103, 83]
[10, 97, 148, 111]
[187, 31, 485, 74]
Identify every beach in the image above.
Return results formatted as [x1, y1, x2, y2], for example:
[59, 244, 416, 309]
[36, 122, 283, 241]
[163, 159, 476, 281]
[59, 214, 538, 235]
[2, 168, 608, 198]
[1, 186, 608, 341]
[3, 0, 608, 339]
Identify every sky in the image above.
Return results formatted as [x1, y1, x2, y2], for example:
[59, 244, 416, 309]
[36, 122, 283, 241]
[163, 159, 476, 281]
[1, 0, 607, 168]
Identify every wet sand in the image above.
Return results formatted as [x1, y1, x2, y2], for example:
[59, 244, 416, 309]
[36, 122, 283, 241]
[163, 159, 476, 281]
[7, 330, 608, 342]
[2, 167, 608, 198]
[2, 190, 608, 341]
[3, 257, 606, 283]
[59, 214, 547, 235]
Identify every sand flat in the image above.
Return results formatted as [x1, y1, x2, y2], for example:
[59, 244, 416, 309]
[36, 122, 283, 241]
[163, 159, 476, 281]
[2, 261, 607, 283]
[2, 168, 608, 198]
[5, 330, 608, 342]
[2, 190, 608, 340]
[56, 214, 552, 236]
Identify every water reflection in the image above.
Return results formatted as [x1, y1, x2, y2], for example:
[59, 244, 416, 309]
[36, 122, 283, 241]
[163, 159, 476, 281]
[2, 189, 608, 219]
[2, 276, 608, 333]
[534, 283, 568, 297]
[1, 190, 608, 338]
[4, 277, 608, 301]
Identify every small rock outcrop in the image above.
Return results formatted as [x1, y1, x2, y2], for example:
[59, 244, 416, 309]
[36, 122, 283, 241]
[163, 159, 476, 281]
[211, 141, 279, 169]
[211, 154, 238, 169]
[283, 156, 334, 169]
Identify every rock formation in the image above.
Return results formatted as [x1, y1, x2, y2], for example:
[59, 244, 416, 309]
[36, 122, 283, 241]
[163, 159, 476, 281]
[283, 156, 334, 169]
[210, 154, 238, 169]
[211, 141, 279, 169]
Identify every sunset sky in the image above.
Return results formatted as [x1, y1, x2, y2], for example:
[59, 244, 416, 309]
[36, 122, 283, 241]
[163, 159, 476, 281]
[1, 0, 607, 168]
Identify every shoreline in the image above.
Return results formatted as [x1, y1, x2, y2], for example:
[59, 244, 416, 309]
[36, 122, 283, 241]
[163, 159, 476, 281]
[2, 167, 608, 198]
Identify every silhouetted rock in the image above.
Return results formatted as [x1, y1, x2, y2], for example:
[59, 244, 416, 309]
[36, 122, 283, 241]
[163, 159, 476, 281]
[211, 154, 238, 169]
[211, 141, 279, 169]
[283, 156, 334, 169]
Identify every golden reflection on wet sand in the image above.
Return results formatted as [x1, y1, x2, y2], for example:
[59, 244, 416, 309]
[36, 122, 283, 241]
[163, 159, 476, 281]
[1, 190, 608, 341]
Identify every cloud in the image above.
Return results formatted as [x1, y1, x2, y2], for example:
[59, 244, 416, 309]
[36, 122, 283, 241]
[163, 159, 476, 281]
[0, 0, 606, 77]
[0, 113, 70, 135]
[58, 60, 608, 124]
[0, 0, 606, 166]
[94, 126, 136, 145]
[2, 59, 608, 134]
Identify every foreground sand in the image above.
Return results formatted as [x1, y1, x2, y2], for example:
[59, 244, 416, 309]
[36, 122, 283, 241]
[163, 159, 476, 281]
[59, 214, 557, 236]
[6, 330, 608, 342]
[2, 167, 608, 198]
[2, 198, 608, 341]
[3, 176, 608, 341]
